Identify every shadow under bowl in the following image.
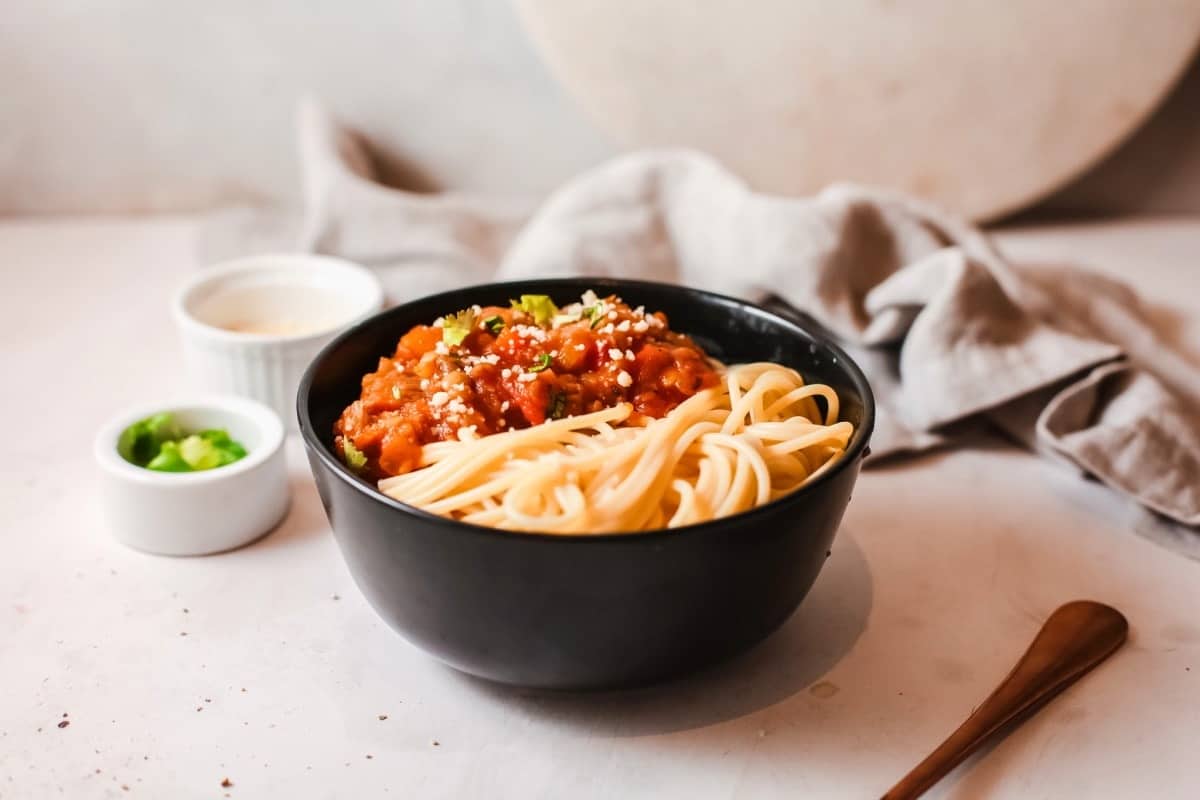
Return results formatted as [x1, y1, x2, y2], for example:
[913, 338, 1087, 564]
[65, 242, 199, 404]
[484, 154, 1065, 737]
[298, 278, 875, 690]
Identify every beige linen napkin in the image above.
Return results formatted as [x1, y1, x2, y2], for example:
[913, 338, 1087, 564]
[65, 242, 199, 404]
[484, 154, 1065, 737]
[202, 101, 1200, 532]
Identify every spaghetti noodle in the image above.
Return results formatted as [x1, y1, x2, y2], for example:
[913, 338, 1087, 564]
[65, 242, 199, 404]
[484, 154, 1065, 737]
[378, 361, 853, 533]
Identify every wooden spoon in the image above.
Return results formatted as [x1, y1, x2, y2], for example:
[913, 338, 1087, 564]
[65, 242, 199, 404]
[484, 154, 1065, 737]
[881, 600, 1128, 800]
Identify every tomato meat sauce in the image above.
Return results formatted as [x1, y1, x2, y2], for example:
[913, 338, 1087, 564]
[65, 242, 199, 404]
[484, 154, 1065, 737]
[335, 292, 721, 480]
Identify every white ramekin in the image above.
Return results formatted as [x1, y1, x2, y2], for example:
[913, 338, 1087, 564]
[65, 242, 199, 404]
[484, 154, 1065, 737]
[172, 254, 384, 428]
[94, 395, 290, 556]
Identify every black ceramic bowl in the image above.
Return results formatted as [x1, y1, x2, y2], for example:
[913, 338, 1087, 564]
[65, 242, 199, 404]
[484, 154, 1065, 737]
[299, 278, 874, 690]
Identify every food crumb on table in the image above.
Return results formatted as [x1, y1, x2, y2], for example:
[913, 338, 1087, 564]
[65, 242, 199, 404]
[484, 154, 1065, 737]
[377, 714, 387, 721]
[220, 777, 233, 788]
[57, 720, 69, 729]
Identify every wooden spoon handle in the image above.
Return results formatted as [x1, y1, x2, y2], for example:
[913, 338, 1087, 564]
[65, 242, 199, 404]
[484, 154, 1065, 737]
[881, 600, 1128, 800]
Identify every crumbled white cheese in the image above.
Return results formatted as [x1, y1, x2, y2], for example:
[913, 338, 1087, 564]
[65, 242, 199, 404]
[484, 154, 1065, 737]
[430, 391, 450, 407]
[419, 379, 430, 390]
[607, 310, 618, 320]
[580, 290, 599, 307]
[501, 368, 512, 379]
[625, 349, 636, 361]
[432, 317, 445, 328]
[616, 319, 631, 332]
[632, 320, 649, 333]
[500, 400, 511, 412]
[434, 341, 450, 355]
[608, 348, 624, 360]
[518, 372, 538, 383]
[617, 370, 633, 387]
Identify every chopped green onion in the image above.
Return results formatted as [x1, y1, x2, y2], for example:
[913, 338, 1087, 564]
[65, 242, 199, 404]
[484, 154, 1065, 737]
[551, 310, 582, 328]
[583, 305, 604, 327]
[178, 434, 224, 470]
[483, 315, 505, 334]
[117, 413, 246, 472]
[343, 438, 368, 471]
[145, 441, 191, 472]
[529, 353, 552, 372]
[442, 308, 478, 346]
[117, 412, 183, 466]
[510, 295, 559, 326]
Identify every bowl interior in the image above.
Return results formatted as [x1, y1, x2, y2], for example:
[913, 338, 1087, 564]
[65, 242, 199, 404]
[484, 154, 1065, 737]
[180, 257, 383, 340]
[300, 278, 873, 504]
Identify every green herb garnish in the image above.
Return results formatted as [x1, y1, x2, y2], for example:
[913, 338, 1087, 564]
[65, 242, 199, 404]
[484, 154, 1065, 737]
[117, 412, 183, 466]
[483, 315, 505, 335]
[442, 308, 478, 346]
[510, 295, 558, 326]
[548, 391, 567, 420]
[117, 414, 247, 472]
[551, 309, 582, 327]
[343, 438, 368, 471]
[529, 353, 552, 372]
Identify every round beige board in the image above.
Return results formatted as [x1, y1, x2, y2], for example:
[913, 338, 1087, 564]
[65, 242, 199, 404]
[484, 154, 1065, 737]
[516, 0, 1200, 221]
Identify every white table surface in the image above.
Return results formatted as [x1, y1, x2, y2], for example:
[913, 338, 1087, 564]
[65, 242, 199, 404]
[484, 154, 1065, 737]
[2, 215, 1198, 799]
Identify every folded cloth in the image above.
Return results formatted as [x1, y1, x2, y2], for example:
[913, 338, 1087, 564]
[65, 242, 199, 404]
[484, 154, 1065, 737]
[201, 100, 1200, 531]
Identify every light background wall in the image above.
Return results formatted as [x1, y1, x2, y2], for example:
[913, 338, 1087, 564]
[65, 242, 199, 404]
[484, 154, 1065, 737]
[2, 0, 1198, 218]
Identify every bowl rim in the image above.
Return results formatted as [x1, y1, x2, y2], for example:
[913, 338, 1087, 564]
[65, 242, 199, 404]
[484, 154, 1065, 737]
[297, 277, 876, 542]
[172, 252, 385, 347]
[94, 394, 286, 487]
